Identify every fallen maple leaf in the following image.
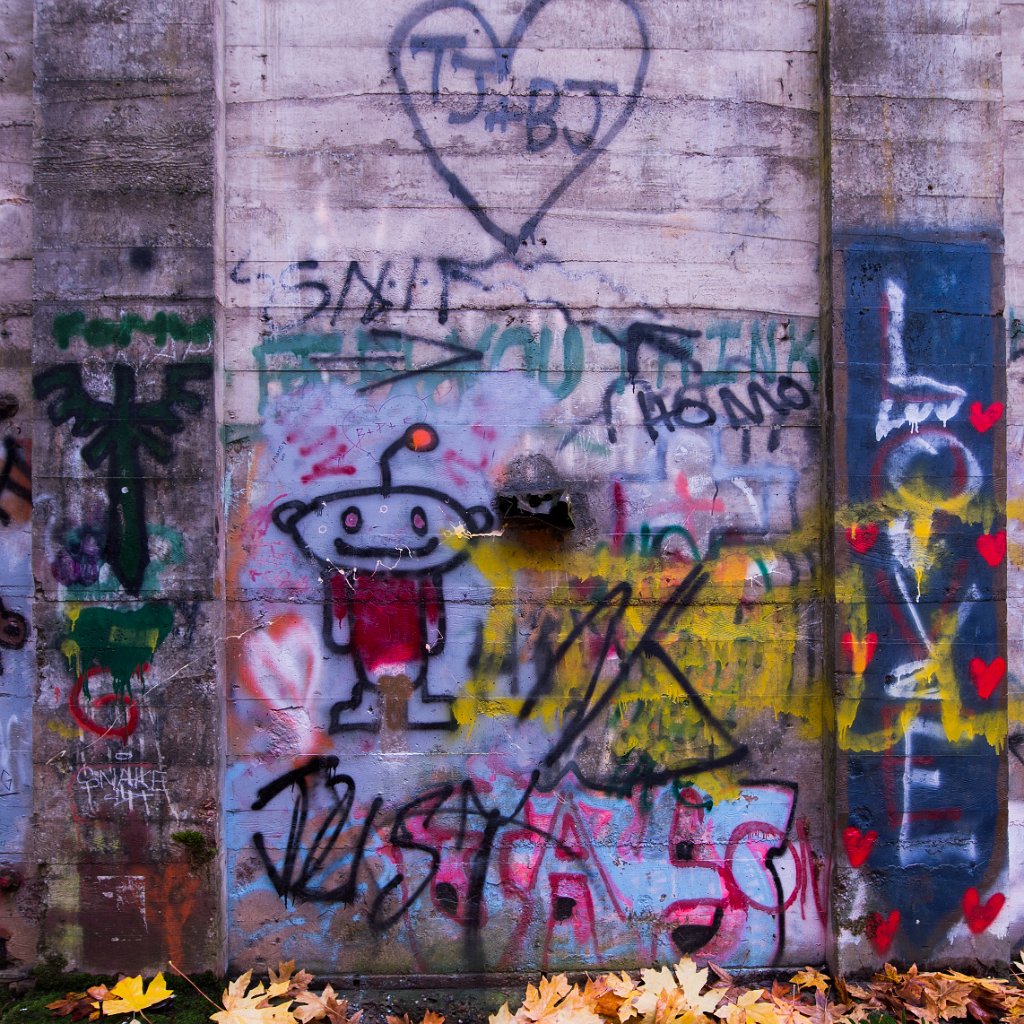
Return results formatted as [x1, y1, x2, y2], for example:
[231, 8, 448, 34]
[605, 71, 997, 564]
[522, 977, 574, 1023]
[673, 959, 722, 1017]
[211, 971, 297, 1024]
[269, 963, 314, 1000]
[714, 989, 779, 1024]
[581, 974, 635, 1021]
[97, 975, 174, 1017]
[789, 970, 829, 996]
[47, 992, 95, 1021]
[269, 963, 297, 987]
[293, 985, 362, 1024]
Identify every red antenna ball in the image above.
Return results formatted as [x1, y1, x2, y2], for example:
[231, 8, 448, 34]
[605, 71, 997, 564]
[406, 424, 438, 452]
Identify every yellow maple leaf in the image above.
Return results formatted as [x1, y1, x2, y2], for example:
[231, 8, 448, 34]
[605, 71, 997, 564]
[211, 971, 297, 1024]
[95, 975, 174, 1016]
[652, 988, 713, 1024]
[582, 975, 633, 1021]
[521, 976, 573, 1022]
[489, 1003, 516, 1024]
[789, 969, 830, 996]
[714, 989, 780, 1024]
[631, 971, 674, 1024]
[674, 959, 722, 1017]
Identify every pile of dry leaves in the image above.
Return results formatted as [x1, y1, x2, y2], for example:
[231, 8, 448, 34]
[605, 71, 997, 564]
[43, 957, 1024, 1024]
[491, 960, 1024, 1024]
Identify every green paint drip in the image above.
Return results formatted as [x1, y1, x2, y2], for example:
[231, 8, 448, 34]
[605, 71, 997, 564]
[64, 603, 174, 699]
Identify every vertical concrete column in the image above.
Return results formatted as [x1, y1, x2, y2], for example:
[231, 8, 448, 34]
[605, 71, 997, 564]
[829, 0, 1009, 969]
[30, 0, 223, 972]
[0, 0, 36, 975]
[1003, 0, 1024, 960]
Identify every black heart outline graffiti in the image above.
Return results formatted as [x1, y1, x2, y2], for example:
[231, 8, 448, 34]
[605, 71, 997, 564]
[389, 0, 650, 255]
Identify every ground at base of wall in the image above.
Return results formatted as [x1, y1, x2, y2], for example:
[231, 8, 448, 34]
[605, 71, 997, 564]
[7, 960, 1024, 1024]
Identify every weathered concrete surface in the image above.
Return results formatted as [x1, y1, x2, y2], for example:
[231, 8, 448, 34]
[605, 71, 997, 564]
[0, 0, 36, 976]
[28, 0, 222, 974]
[221, 0, 828, 977]
[1, 0, 1023, 982]
[830, 0, 1012, 971]
[1004, 0, 1024, 977]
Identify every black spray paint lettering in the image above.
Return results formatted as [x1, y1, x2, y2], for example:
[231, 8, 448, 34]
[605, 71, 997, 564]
[605, 374, 812, 443]
[250, 565, 755, 966]
[389, 0, 650, 253]
[250, 756, 559, 942]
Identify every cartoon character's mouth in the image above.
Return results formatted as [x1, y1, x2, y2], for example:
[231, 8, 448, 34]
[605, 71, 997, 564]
[333, 537, 440, 560]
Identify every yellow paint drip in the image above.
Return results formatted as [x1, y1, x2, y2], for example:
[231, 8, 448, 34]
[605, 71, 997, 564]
[910, 513, 933, 602]
[60, 638, 82, 677]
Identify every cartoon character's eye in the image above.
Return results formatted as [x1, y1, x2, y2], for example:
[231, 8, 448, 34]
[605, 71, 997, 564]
[342, 506, 362, 533]
[411, 506, 428, 536]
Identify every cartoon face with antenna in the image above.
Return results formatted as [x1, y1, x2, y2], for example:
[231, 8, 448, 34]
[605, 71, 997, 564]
[273, 423, 494, 732]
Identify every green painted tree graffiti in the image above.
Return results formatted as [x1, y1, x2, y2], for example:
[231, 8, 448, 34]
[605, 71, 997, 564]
[34, 361, 213, 594]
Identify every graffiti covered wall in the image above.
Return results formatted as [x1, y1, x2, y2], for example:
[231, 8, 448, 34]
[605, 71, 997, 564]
[833, 237, 1007, 962]
[3, 0, 1024, 983]
[0, 0, 35, 971]
[222, 0, 828, 975]
[23, 0, 224, 973]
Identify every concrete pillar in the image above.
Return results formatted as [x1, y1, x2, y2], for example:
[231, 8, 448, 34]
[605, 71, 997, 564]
[829, 0, 1011, 970]
[29, 0, 223, 973]
[0, 0, 36, 977]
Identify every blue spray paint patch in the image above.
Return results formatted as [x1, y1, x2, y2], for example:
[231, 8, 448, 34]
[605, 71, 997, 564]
[841, 235, 1003, 951]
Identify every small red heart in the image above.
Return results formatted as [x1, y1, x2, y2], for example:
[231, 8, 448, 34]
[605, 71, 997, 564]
[843, 826, 878, 868]
[842, 632, 878, 674]
[846, 523, 879, 554]
[963, 887, 1004, 933]
[867, 909, 900, 955]
[969, 656, 1006, 700]
[976, 531, 1006, 566]
[969, 401, 1004, 433]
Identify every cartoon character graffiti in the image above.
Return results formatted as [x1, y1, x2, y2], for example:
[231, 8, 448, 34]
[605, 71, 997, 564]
[272, 424, 494, 731]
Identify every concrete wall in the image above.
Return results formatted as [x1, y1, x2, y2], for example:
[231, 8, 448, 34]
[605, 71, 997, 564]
[0, 0, 35, 975]
[0, 0, 1021, 981]
[22, 0, 222, 974]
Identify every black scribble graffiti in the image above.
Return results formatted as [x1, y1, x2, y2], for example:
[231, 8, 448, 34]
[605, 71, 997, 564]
[250, 756, 562, 969]
[523, 563, 749, 793]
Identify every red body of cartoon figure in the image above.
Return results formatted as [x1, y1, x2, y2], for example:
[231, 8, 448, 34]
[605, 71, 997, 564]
[273, 424, 493, 732]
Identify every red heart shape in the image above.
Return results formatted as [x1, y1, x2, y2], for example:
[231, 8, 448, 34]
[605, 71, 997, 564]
[963, 887, 1004, 933]
[842, 632, 878, 674]
[969, 401, 1003, 433]
[846, 523, 879, 554]
[969, 656, 1006, 700]
[867, 909, 900, 955]
[843, 826, 878, 868]
[976, 531, 1006, 566]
